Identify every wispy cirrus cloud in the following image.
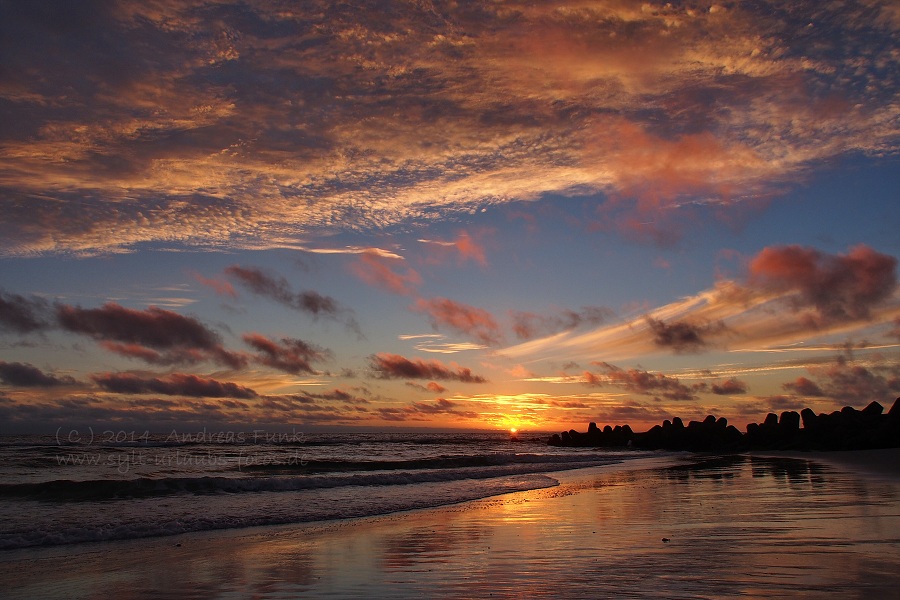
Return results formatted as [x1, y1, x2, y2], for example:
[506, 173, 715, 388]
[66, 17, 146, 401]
[503, 244, 900, 362]
[1, 1, 896, 255]
[296, 246, 403, 259]
[400, 332, 486, 354]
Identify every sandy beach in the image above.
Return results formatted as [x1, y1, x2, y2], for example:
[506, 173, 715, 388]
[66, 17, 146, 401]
[1, 451, 898, 599]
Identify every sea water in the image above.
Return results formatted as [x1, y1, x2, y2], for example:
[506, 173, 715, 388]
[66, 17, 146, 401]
[0, 430, 641, 549]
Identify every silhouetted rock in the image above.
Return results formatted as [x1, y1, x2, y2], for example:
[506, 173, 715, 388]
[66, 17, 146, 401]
[889, 397, 900, 417]
[800, 408, 817, 430]
[779, 411, 799, 429]
[546, 399, 900, 451]
[862, 401, 883, 418]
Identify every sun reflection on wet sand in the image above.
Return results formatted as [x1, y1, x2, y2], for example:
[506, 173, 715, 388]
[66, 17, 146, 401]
[1, 454, 897, 599]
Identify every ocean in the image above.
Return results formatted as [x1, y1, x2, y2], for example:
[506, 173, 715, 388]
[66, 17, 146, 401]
[0, 430, 642, 550]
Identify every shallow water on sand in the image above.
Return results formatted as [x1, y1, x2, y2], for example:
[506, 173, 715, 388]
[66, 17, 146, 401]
[2, 454, 898, 599]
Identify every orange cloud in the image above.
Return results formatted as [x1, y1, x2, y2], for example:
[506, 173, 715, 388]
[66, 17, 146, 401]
[1, 2, 896, 255]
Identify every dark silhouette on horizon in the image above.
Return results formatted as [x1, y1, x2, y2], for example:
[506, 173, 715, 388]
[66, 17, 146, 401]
[548, 398, 900, 452]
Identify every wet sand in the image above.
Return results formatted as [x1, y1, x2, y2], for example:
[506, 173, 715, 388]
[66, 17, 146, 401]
[752, 448, 900, 479]
[1, 452, 898, 599]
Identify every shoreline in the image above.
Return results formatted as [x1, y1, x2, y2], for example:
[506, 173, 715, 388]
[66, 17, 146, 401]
[0, 454, 680, 554]
[1, 450, 898, 599]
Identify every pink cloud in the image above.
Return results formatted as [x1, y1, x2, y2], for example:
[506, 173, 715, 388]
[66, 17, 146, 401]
[452, 231, 488, 266]
[190, 271, 237, 298]
[419, 230, 491, 267]
[412, 297, 504, 346]
[586, 117, 770, 243]
[749, 244, 897, 323]
[350, 250, 422, 296]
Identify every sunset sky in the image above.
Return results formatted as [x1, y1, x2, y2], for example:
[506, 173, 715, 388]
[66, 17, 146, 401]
[1, 0, 898, 434]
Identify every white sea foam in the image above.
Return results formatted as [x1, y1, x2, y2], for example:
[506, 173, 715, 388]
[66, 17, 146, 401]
[0, 432, 642, 549]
